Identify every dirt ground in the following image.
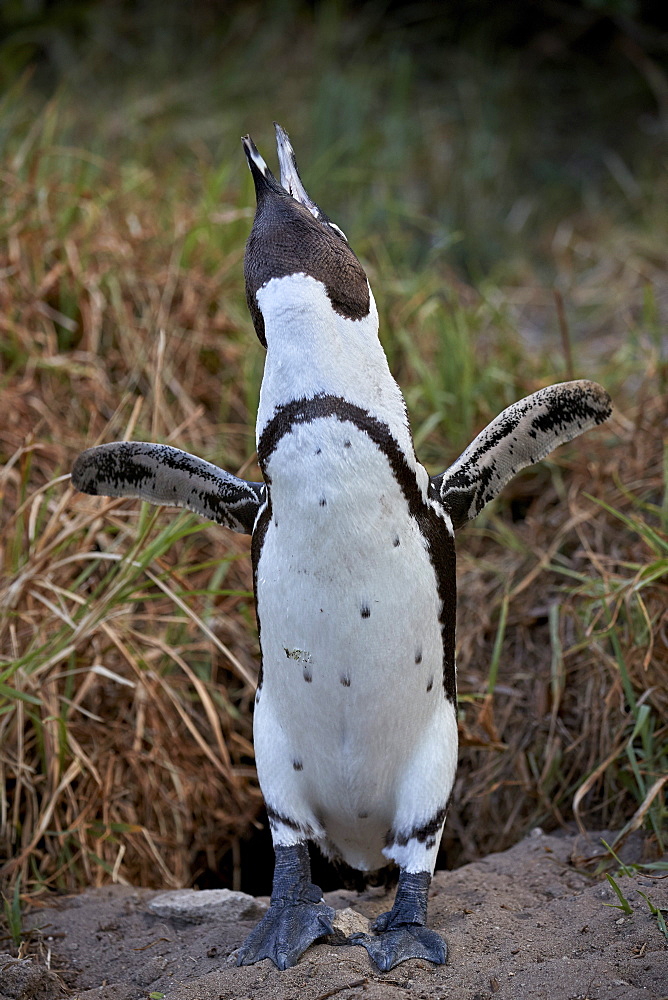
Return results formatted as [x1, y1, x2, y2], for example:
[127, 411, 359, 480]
[3, 828, 667, 1000]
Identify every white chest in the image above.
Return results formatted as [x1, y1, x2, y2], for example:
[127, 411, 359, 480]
[254, 416, 447, 820]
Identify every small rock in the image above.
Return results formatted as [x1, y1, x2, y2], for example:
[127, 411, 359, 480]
[148, 889, 268, 924]
[330, 906, 371, 942]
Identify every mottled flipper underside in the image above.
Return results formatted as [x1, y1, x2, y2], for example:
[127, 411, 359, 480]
[72, 442, 264, 534]
[430, 379, 612, 530]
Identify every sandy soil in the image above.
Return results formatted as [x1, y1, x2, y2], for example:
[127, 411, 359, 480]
[3, 829, 667, 1000]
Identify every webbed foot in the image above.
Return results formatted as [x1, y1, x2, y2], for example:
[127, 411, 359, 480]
[350, 868, 447, 971]
[236, 842, 334, 970]
[237, 898, 335, 969]
[351, 922, 446, 971]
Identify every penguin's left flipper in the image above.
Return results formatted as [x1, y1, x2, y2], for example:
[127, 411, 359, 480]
[430, 379, 612, 530]
[71, 441, 264, 535]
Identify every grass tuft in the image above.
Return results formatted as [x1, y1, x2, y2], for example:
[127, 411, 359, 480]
[1, 873, 23, 947]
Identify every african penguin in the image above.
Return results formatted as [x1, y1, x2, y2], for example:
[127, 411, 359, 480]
[71, 123, 612, 972]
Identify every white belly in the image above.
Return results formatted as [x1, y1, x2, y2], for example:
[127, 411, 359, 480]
[254, 417, 456, 870]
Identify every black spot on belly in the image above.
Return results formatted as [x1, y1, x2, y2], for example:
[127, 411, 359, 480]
[415, 650, 422, 664]
[292, 759, 303, 771]
[340, 674, 351, 687]
[358, 811, 369, 819]
[315, 448, 322, 455]
[360, 605, 370, 619]
[426, 677, 434, 692]
[303, 668, 312, 682]
[344, 440, 351, 448]
[393, 535, 400, 547]
[274, 518, 278, 527]
[319, 496, 327, 507]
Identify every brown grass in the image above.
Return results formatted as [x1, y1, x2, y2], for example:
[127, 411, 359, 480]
[1, 137, 264, 892]
[451, 390, 667, 864]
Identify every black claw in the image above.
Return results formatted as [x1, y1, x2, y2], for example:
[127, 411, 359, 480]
[351, 924, 447, 971]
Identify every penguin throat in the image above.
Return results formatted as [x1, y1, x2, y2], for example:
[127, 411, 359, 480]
[255, 274, 415, 465]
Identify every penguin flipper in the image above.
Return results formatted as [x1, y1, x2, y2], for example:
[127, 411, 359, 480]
[429, 380, 612, 530]
[72, 442, 264, 535]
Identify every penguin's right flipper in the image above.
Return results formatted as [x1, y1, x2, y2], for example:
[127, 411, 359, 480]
[72, 442, 265, 535]
[429, 380, 612, 530]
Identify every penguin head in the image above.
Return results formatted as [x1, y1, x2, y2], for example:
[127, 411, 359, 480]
[242, 124, 370, 348]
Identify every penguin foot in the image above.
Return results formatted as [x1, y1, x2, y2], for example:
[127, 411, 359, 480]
[236, 841, 334, 969]
[350, 868, 446, 970]
[350, 923, 447, 971]
[236, 899, 335, 969]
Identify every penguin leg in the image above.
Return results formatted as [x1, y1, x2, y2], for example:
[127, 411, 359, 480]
[351, 705, 455, 971]
[236, 842, 335, 970]
[350, 869, 446, 971]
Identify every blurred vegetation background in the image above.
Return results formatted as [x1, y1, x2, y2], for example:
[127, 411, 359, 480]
[0, 0, 666, 904]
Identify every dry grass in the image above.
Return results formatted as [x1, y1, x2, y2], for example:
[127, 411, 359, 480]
[1, 71, 667, 903]
[451, 391, 667, 864]
[0, 125, 264, 893]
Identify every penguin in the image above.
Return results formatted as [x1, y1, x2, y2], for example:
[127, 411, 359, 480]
[71, 123, 612, 973]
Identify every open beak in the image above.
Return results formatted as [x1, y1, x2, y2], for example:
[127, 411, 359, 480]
[274, 123, 321, 215]
[242, 125, 348, 241]
[274, 122, 348, 240]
